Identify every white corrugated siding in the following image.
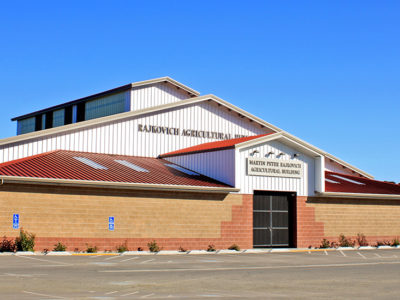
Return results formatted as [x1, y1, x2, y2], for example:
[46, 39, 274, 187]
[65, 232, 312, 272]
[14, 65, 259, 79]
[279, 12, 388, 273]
[325, 158, 356, 175]
[164, 149, 235, 186]
[131, 82, 190, 111]
[0, 101, 270, 163]
[236, 140, 316, 196]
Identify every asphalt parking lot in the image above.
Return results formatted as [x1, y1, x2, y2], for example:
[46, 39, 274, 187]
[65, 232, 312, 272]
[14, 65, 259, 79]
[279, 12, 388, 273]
[0, 249, 399, 299]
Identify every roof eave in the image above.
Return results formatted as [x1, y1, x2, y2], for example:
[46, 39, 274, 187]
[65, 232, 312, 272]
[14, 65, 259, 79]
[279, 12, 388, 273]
[0, 176, 238, 194]
[316, 192, 400, 200]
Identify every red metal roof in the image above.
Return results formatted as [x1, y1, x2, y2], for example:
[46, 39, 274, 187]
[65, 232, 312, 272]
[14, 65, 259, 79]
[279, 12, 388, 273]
[325, 171, 400, 195]
[0, 150, 231, 188]
[160, 133, 272, 157]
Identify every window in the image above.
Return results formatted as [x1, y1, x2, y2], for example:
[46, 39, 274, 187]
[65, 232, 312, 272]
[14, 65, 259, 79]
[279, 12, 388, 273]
[52, 109, 65, 128]
[17, 117, 35, 135]
[85, 92, 127, 121]
[73, 157, 108, 170]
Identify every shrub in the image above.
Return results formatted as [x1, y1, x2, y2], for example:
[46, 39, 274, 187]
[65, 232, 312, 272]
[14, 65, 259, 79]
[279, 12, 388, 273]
[0, 236, 16, 252]
[391, 238, 400, 247]
[137, 247, 143, 251]
[376, 240, 391, 247]
[86, 245, 98, 253]
[117, 241, 128, 253]
[228, 244, 240, 251]
[319, 239, 330, 249]
[207, 244, 216, 252]
[338, 234, 355, 247]
[53, 242, 67, 252]
[356, 233, 368, 247]
[15, 229, 35, 252]
[178, 246, 187, 252]
[147, 240, 160, 252]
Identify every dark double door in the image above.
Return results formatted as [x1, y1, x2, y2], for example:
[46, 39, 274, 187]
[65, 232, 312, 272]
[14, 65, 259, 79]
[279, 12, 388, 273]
[253, 191, 295, 248]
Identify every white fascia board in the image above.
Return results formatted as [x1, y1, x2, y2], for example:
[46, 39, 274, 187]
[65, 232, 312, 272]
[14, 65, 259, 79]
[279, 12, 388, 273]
[130, 76, 200, 97]
[316, 192, 400, 200]
[0, 176, 239, 194]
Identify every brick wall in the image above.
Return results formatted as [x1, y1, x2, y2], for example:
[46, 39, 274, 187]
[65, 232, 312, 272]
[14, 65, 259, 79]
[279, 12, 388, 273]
[297, 196, 400, 248]
[0, 183, 252, 251]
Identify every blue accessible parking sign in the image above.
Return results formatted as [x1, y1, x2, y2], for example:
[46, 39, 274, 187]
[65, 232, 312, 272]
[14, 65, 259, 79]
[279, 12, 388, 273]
[13, 214, 19, 229]
[109, 216, 114, 231]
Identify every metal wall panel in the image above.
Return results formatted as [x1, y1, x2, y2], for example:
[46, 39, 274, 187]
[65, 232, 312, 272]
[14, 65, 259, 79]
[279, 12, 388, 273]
[325, 158, 355, 175]
[0, 101, 270, 163]
[165, 149, 235, 186]
[131, 82, 190, 111]
[236, 140, 316, 196]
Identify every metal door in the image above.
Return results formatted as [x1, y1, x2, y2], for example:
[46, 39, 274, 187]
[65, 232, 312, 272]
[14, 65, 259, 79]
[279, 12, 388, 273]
[253, 192, 293, 247]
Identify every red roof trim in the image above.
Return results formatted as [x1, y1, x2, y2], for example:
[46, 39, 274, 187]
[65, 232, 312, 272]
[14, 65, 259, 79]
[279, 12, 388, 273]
[160, 133, 272, 158]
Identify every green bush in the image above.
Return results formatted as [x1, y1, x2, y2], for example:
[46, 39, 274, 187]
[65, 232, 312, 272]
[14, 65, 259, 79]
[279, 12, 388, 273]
[0, 236, 16, 252]
[178, 246, 187, 252]
[356, 233, 368, 247]
[53, 242, 67, 252]
[376, 240, 391, 247]
[117, 241, 128, 253]
[207, 244, 216, 252]
[338, 234, 355, 247]
[228, 244, 240, 251]
[319, 239, 330, 249]
[86, 244, 98, 253]
[147, 240, 160, 252]
[391, 238, 400, 247]
[15, 229, 35, 252]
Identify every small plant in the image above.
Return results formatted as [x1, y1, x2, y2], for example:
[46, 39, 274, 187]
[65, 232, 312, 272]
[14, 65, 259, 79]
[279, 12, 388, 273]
[74, 248, 80, 253]
[0, 236, 16, 252]
[338, 234, 355, 247]
[53, 242, 67, 252]
[137, 247, 143, 251]
[207, 244, 216, 252]
[375, 240, 391, 247]
[319, 239, 330, 249]
[43, 248, 49, 254]
[86, 244, 98, 253]
[356, 233, 368, 247]
[117, 241, 128, 253]
[178, 246, 187, 252]
[15, 228, 35, 252]
[228, 244, 240, 251]
[147, 240, 160, 252]
[391, 238, 400, 247]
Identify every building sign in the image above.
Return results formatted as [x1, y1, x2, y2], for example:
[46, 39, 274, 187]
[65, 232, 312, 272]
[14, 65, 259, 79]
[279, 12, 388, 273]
[247, 158, 303, 178]
[13, 214, 19, 229]
[108, 216, 114, 231]
[138, 124, 247, 140]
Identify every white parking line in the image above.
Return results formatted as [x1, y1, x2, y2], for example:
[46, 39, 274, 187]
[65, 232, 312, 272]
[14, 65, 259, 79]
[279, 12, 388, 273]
[357, 252, 367, 259]
[375, 253, 382, 258]
[105, 290, 119, 294]
[100, 260, 400, 273]
[139, 259, 155, 264]
[324, 250, 328, 255]
[22, 290, 65, 299]
[121, 291, 139, 297]
[339, 250, 346, 257]
[141, 293, 155, 298]
[120, 257, 139, 263]
[15, 255, 70, 266]
[104, 255, 122, 261]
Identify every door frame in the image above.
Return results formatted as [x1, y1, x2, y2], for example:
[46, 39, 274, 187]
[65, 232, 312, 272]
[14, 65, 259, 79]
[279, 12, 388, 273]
[253, 190, 297, 248]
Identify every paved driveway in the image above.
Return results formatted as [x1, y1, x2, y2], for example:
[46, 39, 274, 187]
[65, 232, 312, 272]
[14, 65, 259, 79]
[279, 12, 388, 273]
[0, 249, 399, 299]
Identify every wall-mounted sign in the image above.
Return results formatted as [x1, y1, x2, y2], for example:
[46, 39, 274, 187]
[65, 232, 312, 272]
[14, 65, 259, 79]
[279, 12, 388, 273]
[108, 216, 114, 231]
[13, 214, 19, 229]
[138, 124, 247, 140]
[247, 157, 303, 178]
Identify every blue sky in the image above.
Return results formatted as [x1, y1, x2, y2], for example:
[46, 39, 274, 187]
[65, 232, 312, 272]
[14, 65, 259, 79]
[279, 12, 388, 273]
[0, 1, 399, 182]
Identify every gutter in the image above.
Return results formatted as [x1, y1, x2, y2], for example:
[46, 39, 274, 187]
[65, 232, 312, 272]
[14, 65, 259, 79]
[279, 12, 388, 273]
[0, 176, 239, 194]
[316, 192, 400, 200]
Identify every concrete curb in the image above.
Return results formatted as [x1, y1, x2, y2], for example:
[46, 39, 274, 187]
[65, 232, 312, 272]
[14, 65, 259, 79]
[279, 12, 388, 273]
[122, 251, 154, 255]
[216, 249, 241, 254]
[46, 251, 72, 256]
[377, 246, 394, 250]
[15, 251, 35, 255]
[336, 247, 355, 251]
[358, 246, 376, 250]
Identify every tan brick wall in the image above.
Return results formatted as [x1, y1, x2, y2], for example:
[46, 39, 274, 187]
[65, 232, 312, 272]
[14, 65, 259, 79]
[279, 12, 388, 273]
[0, 184, 252, 251]
[297, 196, 400, 247]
